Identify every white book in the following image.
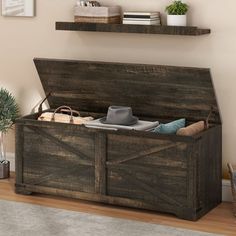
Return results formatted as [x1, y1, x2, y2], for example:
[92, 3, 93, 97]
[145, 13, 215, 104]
[84, 119, 159, 131]
[123, 20, 161, 25]
[123, 14, 160, 20]
[123, 15, 160, 19]
[124, 11, 160, 16]
[123, 17, 160, 21]
[123, 19, 161, 23]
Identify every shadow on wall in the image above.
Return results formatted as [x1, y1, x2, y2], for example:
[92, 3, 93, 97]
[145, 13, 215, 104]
[17, 86, 48, 115]
[5, 86, 48, 154]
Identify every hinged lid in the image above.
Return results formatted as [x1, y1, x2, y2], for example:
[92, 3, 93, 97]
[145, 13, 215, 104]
[34, 58, 221, 124]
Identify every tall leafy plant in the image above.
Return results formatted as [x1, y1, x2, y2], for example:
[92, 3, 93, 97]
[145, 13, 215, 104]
[0, 88, 19, 163]
[0, 88, 19, 133]
[166, 1, 189, 15]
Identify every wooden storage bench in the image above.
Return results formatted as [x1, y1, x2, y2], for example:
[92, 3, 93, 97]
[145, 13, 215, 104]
[15, 58, 222, 221]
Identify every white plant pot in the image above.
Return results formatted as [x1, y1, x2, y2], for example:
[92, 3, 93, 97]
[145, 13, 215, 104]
[167, 15, 187, 26]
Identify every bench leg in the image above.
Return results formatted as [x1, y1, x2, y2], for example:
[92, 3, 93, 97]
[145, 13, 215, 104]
[15, 185, 32, 195]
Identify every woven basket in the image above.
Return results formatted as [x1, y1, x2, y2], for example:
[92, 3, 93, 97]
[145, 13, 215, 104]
[74, 15, 121, 24]
[227, 163, 236, 216]
[74, 6, 121, 24]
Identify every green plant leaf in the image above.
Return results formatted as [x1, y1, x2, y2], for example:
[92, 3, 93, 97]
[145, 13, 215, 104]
[0, 88, 19, 133]
[165, 1, 188, 15]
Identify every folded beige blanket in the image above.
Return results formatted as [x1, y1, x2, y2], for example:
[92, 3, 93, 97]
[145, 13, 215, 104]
[177, 121, 205, 136]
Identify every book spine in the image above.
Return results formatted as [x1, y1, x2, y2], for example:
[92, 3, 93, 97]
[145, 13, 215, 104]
[123, 20, 161, 25]
[123, 18, 160, 21]
[123, 12, 160, 16]
[123, 15, 159, 19]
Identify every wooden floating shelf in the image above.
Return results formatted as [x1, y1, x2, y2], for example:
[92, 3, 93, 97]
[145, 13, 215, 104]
[56, 22, 211, 36]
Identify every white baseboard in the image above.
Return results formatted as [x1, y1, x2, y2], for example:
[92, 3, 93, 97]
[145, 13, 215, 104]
[222, 179, 233, 202]
[6, 152, 15, 172]
[6, 152, 233, 202]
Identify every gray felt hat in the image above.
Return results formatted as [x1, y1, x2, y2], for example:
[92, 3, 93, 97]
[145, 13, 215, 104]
[100, 106, 138, 126]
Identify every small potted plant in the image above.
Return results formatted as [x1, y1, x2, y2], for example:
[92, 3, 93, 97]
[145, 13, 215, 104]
[165, 0, 189, 26]
[0, 88, 19, 179]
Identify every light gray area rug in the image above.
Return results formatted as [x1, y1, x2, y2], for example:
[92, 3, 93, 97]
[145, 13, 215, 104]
[0, 199, 223, 236]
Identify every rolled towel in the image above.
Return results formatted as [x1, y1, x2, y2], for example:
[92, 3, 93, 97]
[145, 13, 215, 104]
[153, 118, 185, 135]
[177, 121, 205, 136]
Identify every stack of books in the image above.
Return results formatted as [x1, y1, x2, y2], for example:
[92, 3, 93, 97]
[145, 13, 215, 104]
[123, 11, 161, 25]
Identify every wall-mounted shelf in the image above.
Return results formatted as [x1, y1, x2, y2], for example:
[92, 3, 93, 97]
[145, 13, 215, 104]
[56, 22, 211, 36]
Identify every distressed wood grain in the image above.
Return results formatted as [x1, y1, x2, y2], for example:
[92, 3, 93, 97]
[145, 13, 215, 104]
[55, 22, 211, 36]
[34, 58, 221, 124]
[15, 59, 222, 221]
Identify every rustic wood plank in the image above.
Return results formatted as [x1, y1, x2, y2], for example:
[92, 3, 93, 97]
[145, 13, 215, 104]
[15, 124, 24, 185]
[23, 163, 95, 193]
[55, 22, 211, 36]
[198, 126, 222, 214]
[24, 160, 92, 186]
[107, 142, 183, 165]
[34, 58, 221, 124]
[15, 183, 191, 219]
[95, 133, 107, 195]
[28, 126, 93, 164]
[107, 168, 188, 205]
[107, 134, 189, 168]
[186, 142, 197, 209]
[108, 165, 186, 207]
[23, 126, 95, 166]
[23, 151, 93, 167]
[106, 162, 187, 178]
[23, 170, 95, 193]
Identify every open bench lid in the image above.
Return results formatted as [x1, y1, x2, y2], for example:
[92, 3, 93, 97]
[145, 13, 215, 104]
[34, 58, 221, 124]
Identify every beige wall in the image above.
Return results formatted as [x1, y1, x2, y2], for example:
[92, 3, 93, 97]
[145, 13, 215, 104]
[0, 0, 235, 177]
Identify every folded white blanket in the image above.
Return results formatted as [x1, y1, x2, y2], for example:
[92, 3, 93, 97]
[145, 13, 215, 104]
[84, 119, 159, 131]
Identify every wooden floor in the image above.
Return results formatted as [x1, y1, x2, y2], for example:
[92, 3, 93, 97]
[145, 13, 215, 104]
[0, 174, 236, 236]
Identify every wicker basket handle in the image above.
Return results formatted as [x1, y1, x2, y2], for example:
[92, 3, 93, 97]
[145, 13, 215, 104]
[60, 108, 81, 117]
[51, 106, 80, 124]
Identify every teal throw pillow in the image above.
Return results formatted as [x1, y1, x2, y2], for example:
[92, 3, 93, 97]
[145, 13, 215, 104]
[153, 118, 186, 134]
